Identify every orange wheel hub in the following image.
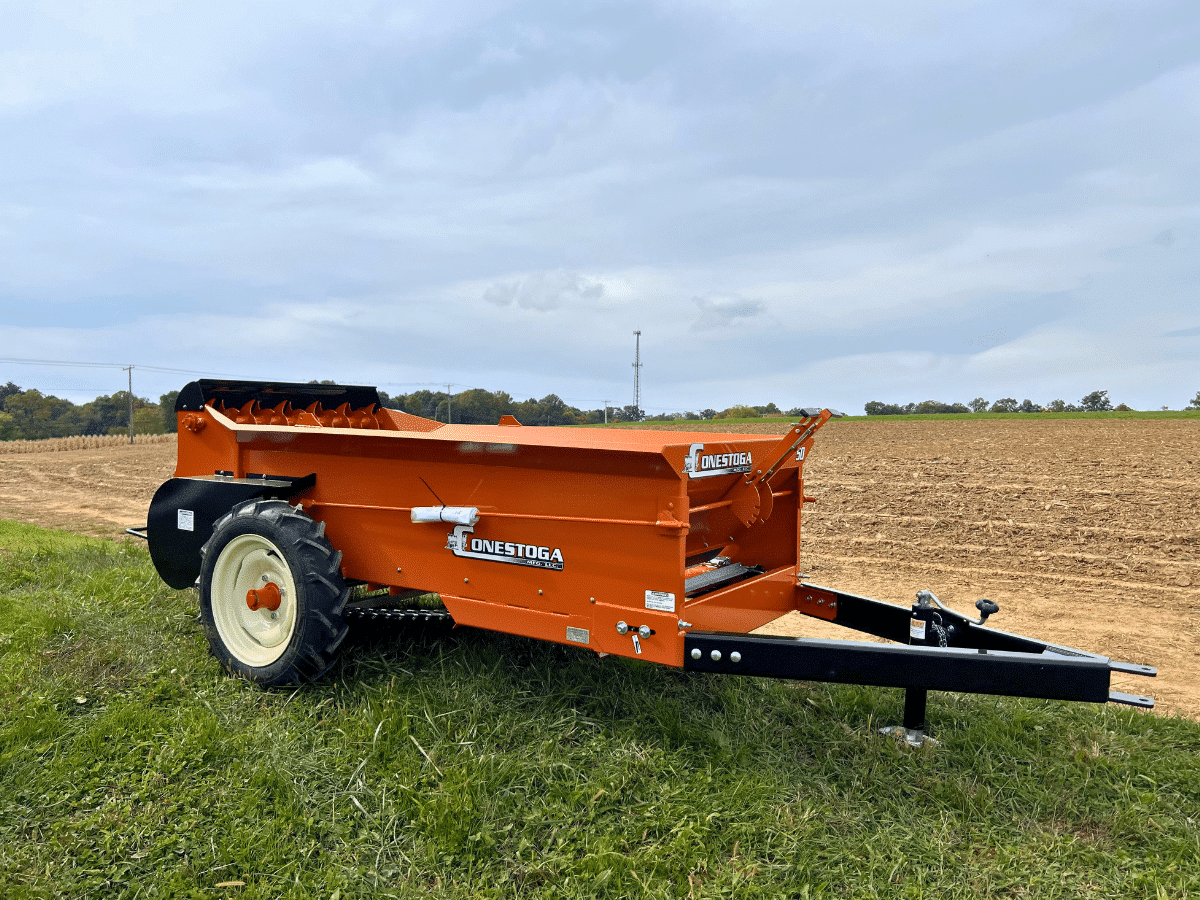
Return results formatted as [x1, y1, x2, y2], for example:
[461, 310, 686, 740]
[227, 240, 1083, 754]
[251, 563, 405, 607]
[246, 581, 282, 612]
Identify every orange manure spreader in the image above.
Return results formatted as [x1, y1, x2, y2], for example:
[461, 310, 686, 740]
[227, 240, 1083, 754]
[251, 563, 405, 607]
[140, 380, 1155, 740]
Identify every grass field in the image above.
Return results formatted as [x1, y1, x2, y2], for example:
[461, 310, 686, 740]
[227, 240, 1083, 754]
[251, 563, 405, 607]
[2, 521, 1199, 899]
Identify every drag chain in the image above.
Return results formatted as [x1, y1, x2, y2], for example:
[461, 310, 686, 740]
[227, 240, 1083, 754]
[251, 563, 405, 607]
[345, 605, 454, 625]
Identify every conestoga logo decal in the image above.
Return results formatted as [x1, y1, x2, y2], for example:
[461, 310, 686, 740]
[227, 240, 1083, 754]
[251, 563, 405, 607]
[683, 443, 753, 479]
[446, 525, 564, 570]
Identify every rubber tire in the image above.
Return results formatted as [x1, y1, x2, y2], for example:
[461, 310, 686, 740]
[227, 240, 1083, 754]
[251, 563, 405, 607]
[199, 499, 349, 686]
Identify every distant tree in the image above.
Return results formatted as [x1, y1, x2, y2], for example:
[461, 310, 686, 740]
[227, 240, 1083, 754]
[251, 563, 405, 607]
[512, 394, 578, 426]
[912, 400, 969, 414]
[452, 389, 516, 425]
[0, 410, 15, 440]
[81, 391, 150, 436]
[1017, 399, 1041, 413]
[620, 404, 644, 422]
[132, 406, 163, 435]
[401, 390, 446, 420]
[1186, 391, 1200, 410]
[2, 390, 83, 439]
[1046, 399, 1067, 412]
[864, 401, 904, 415]
[1114, 403, 1132, 411]
[968, 397, 989, 413]
[753, 402, 781, 416]
[989, 398, 1019, 413]
[160, 390, 180, 433]
[699, 409, 716, 420]
[1079, 390, 1113, 412]
[716, 405, 760, 419]
[0, 382, 21, 408]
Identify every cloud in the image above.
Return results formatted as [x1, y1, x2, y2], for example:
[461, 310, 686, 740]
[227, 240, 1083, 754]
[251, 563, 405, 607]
[2, 2, 1199, 414]
[482, 270, 604, 311]
[691, 294, 766, 331]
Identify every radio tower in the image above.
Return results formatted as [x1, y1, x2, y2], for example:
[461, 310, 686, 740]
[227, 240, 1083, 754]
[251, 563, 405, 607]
[632, 330, 643, 418]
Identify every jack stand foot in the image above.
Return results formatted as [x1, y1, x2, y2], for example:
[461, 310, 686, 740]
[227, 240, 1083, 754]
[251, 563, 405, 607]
[879, 687, 937, 748]
[879, 725, 939, 749]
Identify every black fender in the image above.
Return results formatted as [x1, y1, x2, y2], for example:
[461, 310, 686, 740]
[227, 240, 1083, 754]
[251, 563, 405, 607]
[146, 473, 315, 589]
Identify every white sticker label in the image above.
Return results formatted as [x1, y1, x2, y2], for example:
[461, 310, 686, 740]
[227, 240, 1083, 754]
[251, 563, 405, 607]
[177, 509, 195, 532]
[909, 618, 926, 640]
[566, 626, 589, 644]
[645, 590, 676, 612]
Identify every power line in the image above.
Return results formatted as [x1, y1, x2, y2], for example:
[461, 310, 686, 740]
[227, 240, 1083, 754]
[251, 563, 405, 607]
[0, 357, 243, 378]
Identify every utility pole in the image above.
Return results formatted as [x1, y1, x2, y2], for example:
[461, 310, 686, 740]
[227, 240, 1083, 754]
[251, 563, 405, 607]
[445, 383, 453, 424]
[124, 365, 134, 444]
[602, 400, 610, 425]
[632, 330, 643, 419]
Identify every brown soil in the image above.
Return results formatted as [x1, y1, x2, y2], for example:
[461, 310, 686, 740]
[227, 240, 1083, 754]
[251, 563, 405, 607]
[0, 439, 176, 538]
[1, 420, 1197, 718]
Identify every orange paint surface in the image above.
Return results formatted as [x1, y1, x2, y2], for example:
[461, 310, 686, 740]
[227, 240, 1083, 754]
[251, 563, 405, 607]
[176, 399, 836, 666]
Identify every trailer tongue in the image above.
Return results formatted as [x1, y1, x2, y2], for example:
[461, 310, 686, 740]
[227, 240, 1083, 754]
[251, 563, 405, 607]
[142, 379, 1155, 736]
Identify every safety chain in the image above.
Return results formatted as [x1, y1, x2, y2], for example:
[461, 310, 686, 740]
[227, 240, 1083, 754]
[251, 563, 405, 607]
[929, 613, 950, 648]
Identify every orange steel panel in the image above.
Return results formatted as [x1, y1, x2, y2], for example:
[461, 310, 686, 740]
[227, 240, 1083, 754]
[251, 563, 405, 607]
[174, 401, 834, 666]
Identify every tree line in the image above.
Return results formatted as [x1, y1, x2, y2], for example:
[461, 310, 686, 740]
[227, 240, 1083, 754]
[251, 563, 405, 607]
[0, 382, 177, 441]
[0, 380, 804, 441]
[864, 390, 1138, 416]
[354, 387, 802, 426]
[7, 379, 1192, 441]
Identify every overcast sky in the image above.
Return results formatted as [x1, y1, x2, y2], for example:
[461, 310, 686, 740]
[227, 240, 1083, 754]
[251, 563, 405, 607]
[2, 1, 1198, 414]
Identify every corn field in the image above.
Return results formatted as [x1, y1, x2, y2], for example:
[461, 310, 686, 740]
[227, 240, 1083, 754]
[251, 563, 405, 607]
[0, 433, 176, 454]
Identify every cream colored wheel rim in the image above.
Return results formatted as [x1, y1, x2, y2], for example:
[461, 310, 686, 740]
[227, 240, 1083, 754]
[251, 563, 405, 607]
[210, 534, 299, 667]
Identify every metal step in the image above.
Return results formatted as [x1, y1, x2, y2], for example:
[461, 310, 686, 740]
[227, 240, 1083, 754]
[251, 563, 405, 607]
[685, 563, 763, 597]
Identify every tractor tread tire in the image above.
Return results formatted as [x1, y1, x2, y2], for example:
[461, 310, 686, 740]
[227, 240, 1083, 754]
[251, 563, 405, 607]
[199, 499, 349, 687]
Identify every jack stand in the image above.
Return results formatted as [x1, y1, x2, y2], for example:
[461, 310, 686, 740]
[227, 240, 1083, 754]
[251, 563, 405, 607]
[880, 688, 938, 748]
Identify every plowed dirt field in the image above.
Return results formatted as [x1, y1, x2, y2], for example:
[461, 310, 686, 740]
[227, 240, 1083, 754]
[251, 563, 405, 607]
[1, 419, 1196, 717]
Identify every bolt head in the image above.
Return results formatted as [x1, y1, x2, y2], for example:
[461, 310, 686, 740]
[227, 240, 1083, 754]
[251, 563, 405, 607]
[616, 621, 629, 635]
[730, 651, 742, 663]
[710, 649, 722, 662]
[638, 625, 651, 638]
[690, 648, 702, 660]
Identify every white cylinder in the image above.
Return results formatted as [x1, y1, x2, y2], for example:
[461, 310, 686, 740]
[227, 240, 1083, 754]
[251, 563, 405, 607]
[410, 506, 480, 526]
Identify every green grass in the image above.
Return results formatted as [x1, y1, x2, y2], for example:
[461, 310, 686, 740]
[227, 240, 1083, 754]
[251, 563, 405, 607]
[598, 410, 1200, 428]
[2, 521, 1198, 899]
